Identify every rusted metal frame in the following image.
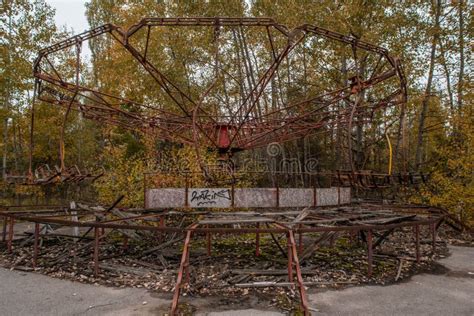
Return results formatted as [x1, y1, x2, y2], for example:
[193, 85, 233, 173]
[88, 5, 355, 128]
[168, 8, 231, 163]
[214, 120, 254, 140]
[34, 24, 116, 71]
[241, 66, 395, 127]
[44, 56, 65, 83]
[288, 230, 310, 314]
[348, 41, 363, 174]
[428, 206, 471, 233]
[264, 223, 287, 258]
[118, 41, 218, 148]
[230, 40, 295, 128]
[266, 22, 287, 108]
[298, 217, 441, 233]
[28, 79, 39, 180]
[37, 73, 187, 120]
[266, 26, 278, 62]
[395, 59, 408, 102]
[9, 213, 287, 234]
[228, 38, 300, 145]
[372, 227, 395, 249]
[39, 95, 194, 145]
[192, 80, 220, 170]
[143, 25, 151, 61]
[8, 212, 442, 236]
[79, 112, 144, 132]
[355, 69, 398, 92]
[127, 17, 280, 38]
[301, 24, 387, 54]
[33, 19, 406, 154]
[38, 66, 200, 130]
[238, 117, 329, 149]
[34, 67, 63, 94]
[310, 42, 350, 75]
[171, 223, 199, 315]
[287, 232, 293, 282]
[74, 195, 124, 241]
[240, 125, 330, 150]
[40, 87, 148, 126]
[118, 38, 193, 117]
[59, 39, 81, 172]
[0, 204, 67, 211]
[8, 214, 178, 232]
[378, 54, 407, 103]
[238, 113, 329, 147]
[25, 212, 95, 220]
[100, 213, 163, 224]
[237, 92, 352, 149]
[37, 24, 116, 57]
[87, 91, 148, 119]
[0, 209, 68, 217]
[94, 226, 100, 277]
[304, 25, 406, 101]
[367, 54, 386, 82]
[240, 123, 317, 148]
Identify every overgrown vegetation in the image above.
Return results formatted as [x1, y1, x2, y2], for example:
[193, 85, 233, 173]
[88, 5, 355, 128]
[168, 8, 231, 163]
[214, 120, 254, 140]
[1, 1, 472, 223]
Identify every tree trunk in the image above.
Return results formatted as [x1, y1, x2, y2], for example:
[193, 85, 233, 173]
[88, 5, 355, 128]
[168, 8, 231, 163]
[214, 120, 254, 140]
[439, 40, 455, 112]
[2, 8, 12, 180]
[394, 103, 406, 172]
[415, 0, 441, 171]
[457, 0, 465, 110]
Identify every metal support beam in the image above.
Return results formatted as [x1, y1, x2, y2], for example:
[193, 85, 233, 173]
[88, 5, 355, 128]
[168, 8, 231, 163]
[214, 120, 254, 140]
[171, 224, 197, 315]
[288, 230, 310, 315]
[298, 223, 303, 255]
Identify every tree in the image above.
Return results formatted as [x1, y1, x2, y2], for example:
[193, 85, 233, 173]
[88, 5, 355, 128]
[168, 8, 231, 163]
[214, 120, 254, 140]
[1, 0, 57, 178]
